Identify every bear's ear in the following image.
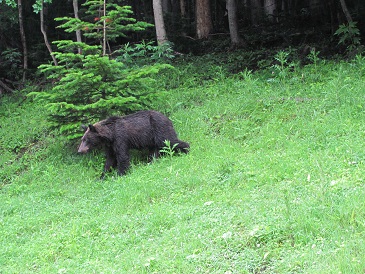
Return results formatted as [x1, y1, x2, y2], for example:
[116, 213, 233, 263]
[81, 124, 88, 132]
[89, 124, 98, 133]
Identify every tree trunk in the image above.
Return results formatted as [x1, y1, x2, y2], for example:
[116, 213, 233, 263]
[339, 0, 353, 23]
[73, 0, 82, 54]
[103, 0, 107, 55]
[250, 0, 262, 25]
[196, 0, 212, 39]
[40, 1, 58, 66]
[180, 0, 186, 17]
[226, 0, 243, 46]
[327, 0, 338, 33]
[162, 0, 170, 12]
[153, 0, 168, 45]
[264, 0, 276, 22]
[309, 0, 322, 18]
[17, 0, 28, 82]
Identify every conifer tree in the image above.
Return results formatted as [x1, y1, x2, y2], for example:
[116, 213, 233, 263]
[29, 2, 172, 139]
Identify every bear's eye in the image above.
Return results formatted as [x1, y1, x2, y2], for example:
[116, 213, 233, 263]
[85, 138, 96, 146]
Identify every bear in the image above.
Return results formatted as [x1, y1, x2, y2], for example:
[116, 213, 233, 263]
[77, 110, 189, 178]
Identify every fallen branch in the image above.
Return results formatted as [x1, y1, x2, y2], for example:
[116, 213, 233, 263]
[0, 79, 14, 94]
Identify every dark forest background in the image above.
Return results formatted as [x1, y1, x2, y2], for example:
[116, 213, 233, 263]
[0, 0, 364, 91]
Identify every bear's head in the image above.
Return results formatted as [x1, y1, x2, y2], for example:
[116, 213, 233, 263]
[78, 124, 103, 154]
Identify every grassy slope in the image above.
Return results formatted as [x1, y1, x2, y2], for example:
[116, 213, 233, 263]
[1, 58, 365, 273]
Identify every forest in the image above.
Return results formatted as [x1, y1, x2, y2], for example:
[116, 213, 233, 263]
[0, 0, 364, 92]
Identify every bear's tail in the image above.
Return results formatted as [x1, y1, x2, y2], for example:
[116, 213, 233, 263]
[173, 140, 190, 154]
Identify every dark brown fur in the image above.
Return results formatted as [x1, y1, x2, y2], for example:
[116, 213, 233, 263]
[78, 110, 189, 178]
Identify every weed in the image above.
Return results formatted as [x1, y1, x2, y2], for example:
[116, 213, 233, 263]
[307, 48, 320, 69]
[272, 50, 291, 79]
[268, 49, 302, 86]
[159, 140, 178, 158]
[159, 140, 178, 173]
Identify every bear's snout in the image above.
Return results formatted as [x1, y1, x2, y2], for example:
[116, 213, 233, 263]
[78, 142, 89, 154]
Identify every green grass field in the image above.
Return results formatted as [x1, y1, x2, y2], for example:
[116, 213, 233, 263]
[1, 55, 365, 273]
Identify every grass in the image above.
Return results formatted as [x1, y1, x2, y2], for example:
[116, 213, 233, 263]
[2, 54, 365, 273]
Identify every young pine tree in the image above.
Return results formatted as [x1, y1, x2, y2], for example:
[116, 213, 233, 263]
[29, 3, 172, 139]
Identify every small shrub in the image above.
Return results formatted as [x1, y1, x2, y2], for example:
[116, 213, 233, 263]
[335, 21, 361, 53]
[0, 48, 22, 80]
[116, 40, 175, 67]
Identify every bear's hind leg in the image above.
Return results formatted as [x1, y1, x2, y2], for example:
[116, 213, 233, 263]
[148, 148, 160, 161]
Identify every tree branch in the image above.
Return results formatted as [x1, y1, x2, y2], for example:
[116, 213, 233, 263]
[339, 0, 353, 23]
[40, 0, 58, 66]
[0, 79, 14, 94]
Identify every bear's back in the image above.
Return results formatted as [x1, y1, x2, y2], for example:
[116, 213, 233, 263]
[110, 110, 170, 126]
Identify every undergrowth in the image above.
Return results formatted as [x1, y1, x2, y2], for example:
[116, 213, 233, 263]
[1, 53, 365, 273]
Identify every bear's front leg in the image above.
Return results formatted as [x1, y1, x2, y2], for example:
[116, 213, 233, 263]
[101, 147, 117, 179]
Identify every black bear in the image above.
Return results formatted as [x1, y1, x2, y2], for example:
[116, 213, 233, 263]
[78, 110, 189, 178]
